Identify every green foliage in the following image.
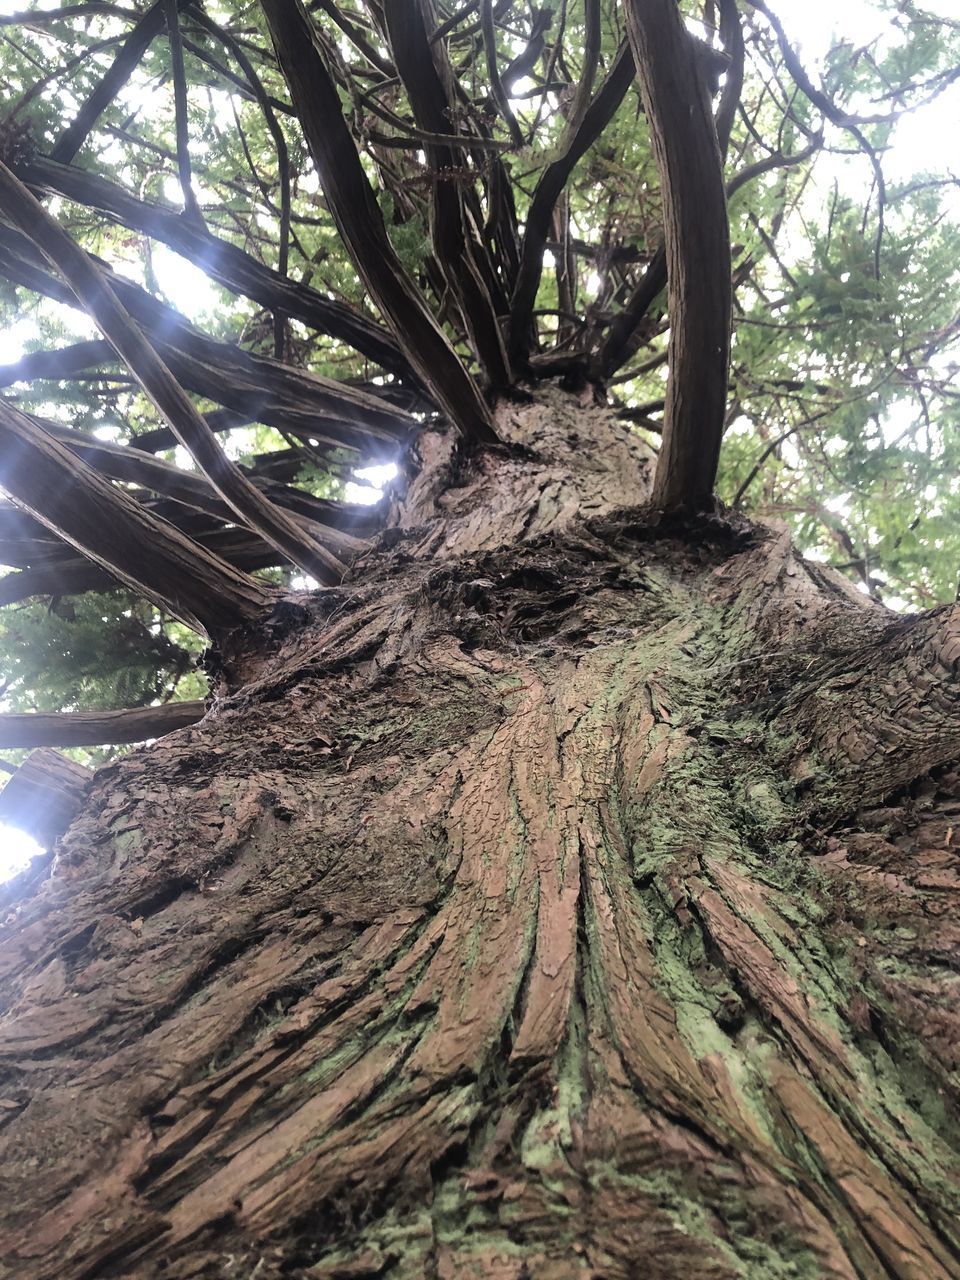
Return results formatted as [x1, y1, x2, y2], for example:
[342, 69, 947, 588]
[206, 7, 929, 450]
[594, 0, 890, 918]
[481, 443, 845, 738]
[0, 593, 202, 714]
[0, 593, 205, 768]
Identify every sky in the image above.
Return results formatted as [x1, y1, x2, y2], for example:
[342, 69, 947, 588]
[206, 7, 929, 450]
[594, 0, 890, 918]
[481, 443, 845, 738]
[0, 1, 959, 879]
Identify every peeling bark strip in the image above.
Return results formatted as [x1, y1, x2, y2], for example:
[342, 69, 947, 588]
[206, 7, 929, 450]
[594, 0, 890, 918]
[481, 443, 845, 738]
[0, 396, 958, 1278]
[623, 0, 732, 510]
[261, 0, 499, 447]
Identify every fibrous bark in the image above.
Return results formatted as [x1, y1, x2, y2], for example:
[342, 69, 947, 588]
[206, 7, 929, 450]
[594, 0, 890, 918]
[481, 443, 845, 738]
[0, 393, 958, 1279]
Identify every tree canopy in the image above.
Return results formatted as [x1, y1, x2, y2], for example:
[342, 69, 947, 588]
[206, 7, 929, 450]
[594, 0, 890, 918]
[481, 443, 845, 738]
[0, 0, 958, 772]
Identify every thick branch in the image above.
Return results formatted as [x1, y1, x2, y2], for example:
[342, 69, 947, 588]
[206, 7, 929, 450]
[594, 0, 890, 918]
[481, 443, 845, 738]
[0, 398, 277, 635]
[0, 530, 289, 607]
[0, 337, 111, 386]
[26, 417, 370, 557]
[0, 702, 205, 749]
[623, 0, 731, 510]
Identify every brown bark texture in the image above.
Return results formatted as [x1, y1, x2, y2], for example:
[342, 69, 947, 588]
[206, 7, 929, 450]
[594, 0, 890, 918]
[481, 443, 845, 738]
[1, 394, 959, 1279]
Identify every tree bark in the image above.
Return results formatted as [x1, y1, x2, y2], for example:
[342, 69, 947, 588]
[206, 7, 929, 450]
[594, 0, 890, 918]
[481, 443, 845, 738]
[0, 393, 958, 1278]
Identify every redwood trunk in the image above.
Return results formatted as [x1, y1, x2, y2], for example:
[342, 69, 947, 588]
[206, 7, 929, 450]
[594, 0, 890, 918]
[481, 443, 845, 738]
[1, 393, 959, 1279]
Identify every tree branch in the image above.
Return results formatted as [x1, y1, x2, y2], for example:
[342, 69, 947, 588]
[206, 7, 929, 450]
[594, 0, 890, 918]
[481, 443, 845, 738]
[0, 749, 91, 850]
[185, 6, 292, 358]
[480, 0, 524, 147]
[0, 221, 415, 450]
[260, 0, 498, 446]
[382, 0, 513, 392]
[0, 161, 353, 580]
[50, 0, 188, 164]
[163, 0, 204, 225]
[0, 397, 277, 635]
[509, 41, 636, 369]
[0, 702, 205, 748]
[715, 0, 745, 160]
[0, 338, 113, 386]
[622, 0, 731, 510]
[594, 245, 667, 381]
[7, 152, 413, 378]
[746, 0, 886, 277]
[17, 414, 370, 557]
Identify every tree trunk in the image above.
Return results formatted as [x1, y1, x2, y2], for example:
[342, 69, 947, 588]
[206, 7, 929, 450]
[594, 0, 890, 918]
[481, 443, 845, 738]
[1, 391, 959, 1279]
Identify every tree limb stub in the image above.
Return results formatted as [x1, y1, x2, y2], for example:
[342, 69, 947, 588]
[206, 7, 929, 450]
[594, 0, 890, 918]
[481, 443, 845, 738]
[0, 397, 278, 635]
[0, 160, 350, 582]
[260, 0, 499, 447]
[0, 748, 91, 849]
[623, 0, 732, 511]
[0, 702, 205, 749]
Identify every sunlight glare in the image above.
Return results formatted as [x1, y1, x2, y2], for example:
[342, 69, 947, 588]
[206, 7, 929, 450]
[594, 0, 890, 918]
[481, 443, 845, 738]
[152, 245, 220, 321]
[0, 823, 42, 883]
[345, 462, 397, 505]
[1, 317, 38, 366]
